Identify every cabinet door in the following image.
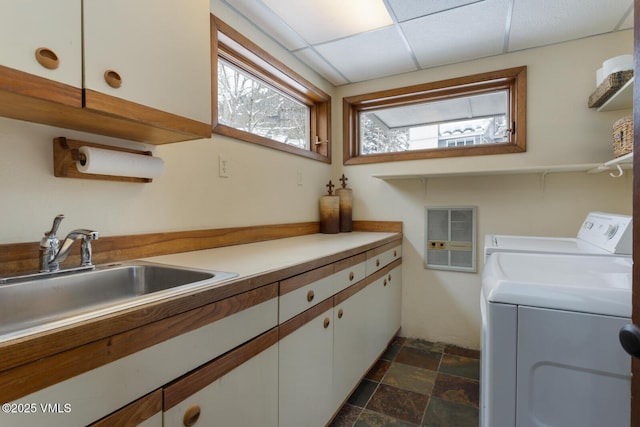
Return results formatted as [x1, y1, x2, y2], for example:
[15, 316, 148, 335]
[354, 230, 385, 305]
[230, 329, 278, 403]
[164, 332, 279, 427]
[367, 264, 402, 361]
[0, 0, 81, 87]
[0, 0, 81, 103]
[83, 0, 211, 125]
[333, 283, 372, 410]
[279, 302, 334, 427]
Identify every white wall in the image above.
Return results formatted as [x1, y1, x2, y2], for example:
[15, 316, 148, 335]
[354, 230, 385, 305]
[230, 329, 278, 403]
[0, 0, 334, 244]
[334, 30, 634, 349]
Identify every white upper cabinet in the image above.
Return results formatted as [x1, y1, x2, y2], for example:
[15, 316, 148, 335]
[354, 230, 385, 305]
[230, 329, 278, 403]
[0, 0, 82, 96]
[83, 0, 212, 125]
[0, 0, 211, 144]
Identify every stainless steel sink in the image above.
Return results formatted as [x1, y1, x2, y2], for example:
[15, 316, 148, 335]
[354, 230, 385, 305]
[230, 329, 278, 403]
[0, 261, 237, 340]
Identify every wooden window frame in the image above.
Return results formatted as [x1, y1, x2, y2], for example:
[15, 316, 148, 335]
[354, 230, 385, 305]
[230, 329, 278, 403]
[343, 66, 527, 165]
[212, 16, 331, 163]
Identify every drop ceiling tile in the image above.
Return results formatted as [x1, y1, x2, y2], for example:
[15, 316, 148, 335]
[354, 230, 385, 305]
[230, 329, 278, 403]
[314, 26, 417, 82]
[508, 0, 634, 51]
[387, 0, 485, 22]
[294, 48, 349, 86]
[261, 0, 392, 44]
[223, 0, 308, 50]
[401, 0, 509, 69]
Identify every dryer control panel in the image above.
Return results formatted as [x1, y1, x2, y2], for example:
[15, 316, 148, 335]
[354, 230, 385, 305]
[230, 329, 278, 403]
[577, 212, 632, 254]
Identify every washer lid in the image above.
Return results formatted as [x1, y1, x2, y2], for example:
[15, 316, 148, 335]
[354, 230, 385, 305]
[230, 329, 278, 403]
[484, 234, 612, 256]
[482, 252, 632, 317]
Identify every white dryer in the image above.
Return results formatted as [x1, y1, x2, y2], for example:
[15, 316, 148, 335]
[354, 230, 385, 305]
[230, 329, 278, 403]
[480, 252, 632, 426]
[484, 211, 632, 261]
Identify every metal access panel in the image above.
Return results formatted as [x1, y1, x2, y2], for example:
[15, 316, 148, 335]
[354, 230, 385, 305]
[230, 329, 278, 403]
[425, 206, 477, 272]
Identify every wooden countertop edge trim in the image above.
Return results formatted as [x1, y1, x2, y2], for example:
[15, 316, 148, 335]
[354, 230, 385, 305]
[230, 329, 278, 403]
[0, 232, 401, 374]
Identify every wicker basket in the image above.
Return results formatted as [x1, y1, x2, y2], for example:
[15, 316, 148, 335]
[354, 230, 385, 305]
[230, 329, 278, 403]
[613, 116, 633, 157]
[588, 70, 634, 108]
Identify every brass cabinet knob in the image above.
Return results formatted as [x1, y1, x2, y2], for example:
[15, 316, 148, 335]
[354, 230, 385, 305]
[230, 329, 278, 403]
[388, 274, 392, 281]
[307, 289, 315, 302]
[183, 404, 201, 426]
[323, 317, 330, 328]
[376, 259, 380, 267]
[104, 69, 122, 88]
[349, 271, 354, 281]
[383, 279, 387, 287]
[35, 47, 59, 70]
[338, 308, 344, 319]
[394, 250, 397, 257]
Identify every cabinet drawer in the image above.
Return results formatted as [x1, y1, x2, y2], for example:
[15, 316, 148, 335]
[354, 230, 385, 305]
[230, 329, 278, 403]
[279, 264, 335, 323]
[1, 287, 278, 427]
[163, 329, 279, 427]
[366, 243, 402, 276]
[333, 253, 366, 294]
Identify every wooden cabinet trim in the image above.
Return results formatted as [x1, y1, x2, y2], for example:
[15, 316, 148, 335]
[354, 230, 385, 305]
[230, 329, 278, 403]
[0, 284, 277, 402]
[0, 64, 81, 107]
[163, 328, 279, 410]
[89, 389, 162, 427]
[84, 89, 211, 140]
[334, 253, 366, 273]
[279, 298, 334, 340]
[280, 264, 334, 295]
[366, 241, 401, 259]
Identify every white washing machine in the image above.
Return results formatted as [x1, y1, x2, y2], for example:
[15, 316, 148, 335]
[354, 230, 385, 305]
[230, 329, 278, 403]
[481, 252, 632, 426]
[484, 211, 632, 261]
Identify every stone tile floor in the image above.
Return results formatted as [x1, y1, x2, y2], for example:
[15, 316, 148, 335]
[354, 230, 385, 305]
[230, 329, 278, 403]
[330, 336, 480, 427]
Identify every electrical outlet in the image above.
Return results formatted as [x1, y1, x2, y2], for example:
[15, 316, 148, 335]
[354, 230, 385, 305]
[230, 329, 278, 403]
[219, 155, 229, 178]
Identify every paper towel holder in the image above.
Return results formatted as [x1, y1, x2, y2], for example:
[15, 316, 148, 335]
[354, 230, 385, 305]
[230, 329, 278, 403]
[53, 137, 155, 183]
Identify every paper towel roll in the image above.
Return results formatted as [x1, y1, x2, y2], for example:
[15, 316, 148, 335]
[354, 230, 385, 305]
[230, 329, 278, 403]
[76, 146, 164, 179]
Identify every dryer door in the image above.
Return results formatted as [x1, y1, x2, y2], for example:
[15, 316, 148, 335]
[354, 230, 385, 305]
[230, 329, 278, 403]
[517, 307, 630, 427]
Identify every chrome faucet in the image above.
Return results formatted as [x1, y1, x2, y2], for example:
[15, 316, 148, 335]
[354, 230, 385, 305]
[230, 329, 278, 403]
[39, 214, 99, 273]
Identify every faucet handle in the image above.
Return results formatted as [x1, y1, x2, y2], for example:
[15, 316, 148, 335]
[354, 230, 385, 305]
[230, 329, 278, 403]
[45, 214, 65, 238]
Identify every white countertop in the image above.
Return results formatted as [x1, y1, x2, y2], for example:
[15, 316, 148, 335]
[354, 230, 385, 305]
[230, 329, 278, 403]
[143, 231, 399, 279]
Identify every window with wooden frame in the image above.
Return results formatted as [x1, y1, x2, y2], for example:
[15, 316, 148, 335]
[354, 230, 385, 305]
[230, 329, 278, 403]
[343, 66, 526, 165]
[212, 16, 331, 163]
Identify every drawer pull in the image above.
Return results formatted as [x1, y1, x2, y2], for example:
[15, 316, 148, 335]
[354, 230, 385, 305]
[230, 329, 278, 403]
[338, 308, 344, 319]
[323, 317, 330, 328]
[376, 258, 380, 267]
[383, 279, 387, 287]
[394, 249, 397, 257]
[388, 274, 392, 281]
[35, 47, 59, 70]
[104, 69, 122, 88]
[183, 404, 201, 426]
[349, 271, 355, 281]
[307, 290, 315, 302]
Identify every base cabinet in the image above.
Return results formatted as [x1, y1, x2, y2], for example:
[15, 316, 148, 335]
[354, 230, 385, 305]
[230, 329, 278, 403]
[0, 238, 401, 427]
